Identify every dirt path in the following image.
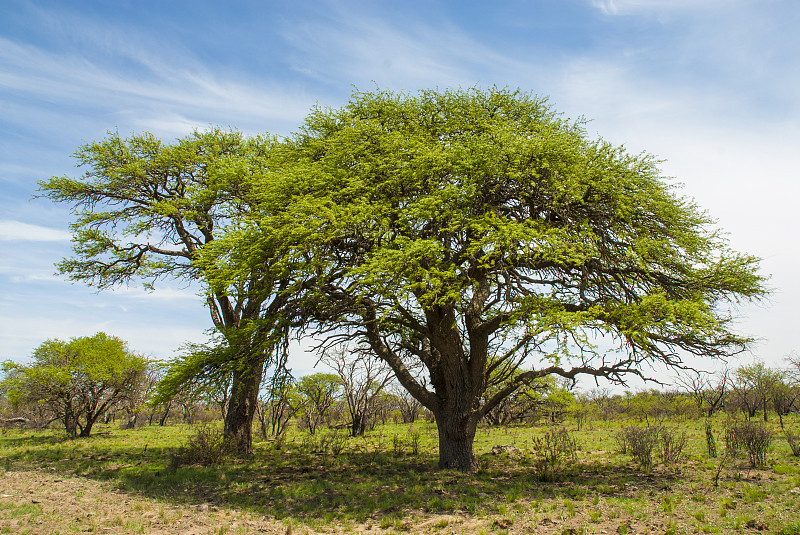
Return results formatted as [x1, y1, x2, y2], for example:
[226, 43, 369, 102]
[0, 469, 290, 535]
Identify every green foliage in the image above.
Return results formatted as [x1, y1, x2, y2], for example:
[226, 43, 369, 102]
[776, 522, 800, 535]
[41, 87, 769, 470]
[1, 332, 147, 438]
[171, 423, 230, 468]
[37, 129, 274, 290]
[208, 86, 766, 469]
[150, 336, 236, 408]
[294, 373, 342, 434]
[38, 128, 296, 453]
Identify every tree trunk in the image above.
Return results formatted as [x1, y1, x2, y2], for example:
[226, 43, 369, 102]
[80, 412, 99, 437]
[64, 411, 78, 440]
[223, 355, 265, 454]
[435, 410, 479, 471]
[79, 422, 94, 437]
[158, 402, 172, 426]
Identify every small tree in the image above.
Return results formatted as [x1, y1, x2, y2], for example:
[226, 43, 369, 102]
[770, 375, 799, 429]
[389, 383, 424, 424]
[296, 373, 341, 434]
[731, 362, 781, 421]
[321, 345, 393, 437]
[264, 367, 298, 440]
[119, 359, 160, 429]
[39, 129, 295, 454]
[1, 333, 147, 438]
[676, 369, 730, 417]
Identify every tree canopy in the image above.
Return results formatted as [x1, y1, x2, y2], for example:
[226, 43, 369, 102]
[1, 332, 147, 438]
[210, 87, 765, 470]
[38, 129, 293, 453]
[42, 87, 767, 471]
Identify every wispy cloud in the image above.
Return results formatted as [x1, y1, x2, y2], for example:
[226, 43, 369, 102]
[589, 0, 738, 16]
[0, 32, 313, 139]
[280, 8, 538, 91]
[0, 220, 71, 242]
[108, 285, 203, 303]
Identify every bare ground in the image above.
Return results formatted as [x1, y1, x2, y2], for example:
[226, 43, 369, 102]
[2, 464, 798, 534]
[0, 469, 290, 535]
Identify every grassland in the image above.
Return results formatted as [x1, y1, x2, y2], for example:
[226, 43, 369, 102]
[1, 415, 799, 534]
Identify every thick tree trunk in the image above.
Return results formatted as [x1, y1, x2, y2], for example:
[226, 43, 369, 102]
[64, 412, 78, 440]
[79, 421, 94, 437]
[223, 355, 265, 454]
[435, 410, 479, 471]
[351, 412, 364, 437]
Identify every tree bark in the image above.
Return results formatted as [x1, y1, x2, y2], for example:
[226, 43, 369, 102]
[435, 409, 479, 471]
[223, 354, 265, 454]
[79, 421, 94, 437]
[64, 411, 78, 440]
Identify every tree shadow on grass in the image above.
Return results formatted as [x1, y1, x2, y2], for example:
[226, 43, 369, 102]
[1, 430, 681, 524]
[86, 448, 677, 523]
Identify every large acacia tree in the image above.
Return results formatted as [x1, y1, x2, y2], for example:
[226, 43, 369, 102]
[227, 87, 765, 470]
[38, 129, 291, 453]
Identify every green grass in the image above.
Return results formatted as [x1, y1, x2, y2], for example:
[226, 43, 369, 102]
[0, 415, 799, 533]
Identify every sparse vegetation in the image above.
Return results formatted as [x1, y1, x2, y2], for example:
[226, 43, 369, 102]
[786, 430, 800, 457]
[0, 411, 798, 534]
[725, 420, 773, 467]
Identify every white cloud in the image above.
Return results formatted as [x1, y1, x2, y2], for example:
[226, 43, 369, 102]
[589, 0, 738, 16]
[280, 9, 536, 91]
[108, 285, 203, 303]
[0, 35, 314, 139]
[0, 220, 71, 242]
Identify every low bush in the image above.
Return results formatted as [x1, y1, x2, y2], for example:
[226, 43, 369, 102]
[659, 427, 687, 468]
[785, 431, 800, 457]
[616, 425, 660, 470]
[725, 421, 772, 467]
[531, 427, 578, 466]
[170, 424, 230, 468]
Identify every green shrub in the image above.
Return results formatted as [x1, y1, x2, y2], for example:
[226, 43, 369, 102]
[171, 424, 229, 468]
[659, 427, 687, 467]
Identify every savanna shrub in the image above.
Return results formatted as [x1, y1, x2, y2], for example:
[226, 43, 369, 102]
[617, 425, 660, 470]
[785, 431, 800, 457]
[614, 428, 629, 454]
[659, 427, 687, 467]
[531, 427, 578, 466]
[307, 428, 348, 455]
[725, 421, 772, 467]
[530, 427, 578, 481]
[171, 424, 230, 468]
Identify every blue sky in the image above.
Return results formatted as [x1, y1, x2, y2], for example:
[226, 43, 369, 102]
[1, 0, 799, 383]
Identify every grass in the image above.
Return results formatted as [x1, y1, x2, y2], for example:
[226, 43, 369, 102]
[0, 415, 799, 534]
